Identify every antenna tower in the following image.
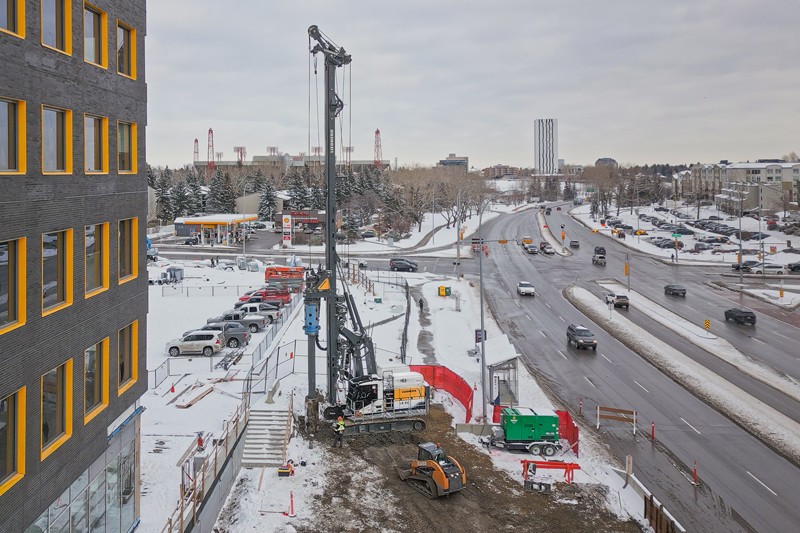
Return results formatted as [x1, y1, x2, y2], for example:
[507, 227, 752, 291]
[216, 152, 223, 162]
[373, 129, 382, 167]
[193, 139, 199, 163]
[206, 128, 216, 181]
[267, 146, 279, 156]
[234, 146, 247, 163]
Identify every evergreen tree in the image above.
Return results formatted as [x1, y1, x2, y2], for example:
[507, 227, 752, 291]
[309, 175, 326, 210]
[286, 170, 308, 209]
[258, 180, 277, 221]
[154, 169, 174, 221]
[207, 169, 236, 213]
[185, 170, 203, 214]
[220, 173, 237, 213]
[146, 164, 158, 188]
[562, 179, 575, 201]
[170, 180, 191, 217]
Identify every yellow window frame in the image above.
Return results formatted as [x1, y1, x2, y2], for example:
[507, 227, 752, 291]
[0, 0, 26, 38]
[117, 217, 138, 284]
[82, 2, 107, 68]
[0, 386, 26, 496]
[40, 105, 73, 175]
[84, 222, 109, 297]
[83, 337, 109, 424]
[117, 320, 138, 395]
[40, 359, 73, 461]
[83, 114, 108, 174]
[41, 228, 74, 317]
[116, 120, 137, 174]
[0, 97, 26, 175]
[115, 20, 136, 79]
[0, 237, 26, 336]
[40, 0, 72, 56]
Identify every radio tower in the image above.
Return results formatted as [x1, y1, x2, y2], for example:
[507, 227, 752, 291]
[193, 139, 199, 164]
[266, 146, 279, 156]
[206, 128, 216, 182]
[373, 129, 382, 168]
[234, 146, 247, 163]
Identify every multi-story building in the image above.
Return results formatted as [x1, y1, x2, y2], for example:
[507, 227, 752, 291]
[482, 164, 520, 179]
[437, 153, 469, 172]
[533, 118, 558, 175]
[1, 1, 147, 531]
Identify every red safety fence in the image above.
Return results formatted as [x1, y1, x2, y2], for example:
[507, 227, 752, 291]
[410, 365, 473, 423]
[556, 410, 580, 458]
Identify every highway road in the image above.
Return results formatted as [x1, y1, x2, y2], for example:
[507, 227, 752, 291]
[452, 204, 800, 533]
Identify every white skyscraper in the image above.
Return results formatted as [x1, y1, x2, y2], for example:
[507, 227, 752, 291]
[534, 118, 559, 174]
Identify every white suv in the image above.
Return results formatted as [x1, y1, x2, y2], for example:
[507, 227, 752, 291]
[517, 281, 535, 296]
[166, 331, 223, 357]
[755, 264, 785, 275]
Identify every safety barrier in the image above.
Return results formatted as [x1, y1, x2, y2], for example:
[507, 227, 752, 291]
[148, 359, 170, 389]
[556, 410, 580, 458]
[409, 364, 473, 423]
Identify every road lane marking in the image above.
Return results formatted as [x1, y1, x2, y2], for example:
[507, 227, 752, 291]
[540, 331, 547, 338]
[557, 350, 567, 360]
[750, 337, 766, 345]
[514, 301, 521, 308]
[633, 380, 650, 393]
[525, 314, 532, 321]
[746, 471, 778, 496]
[559, 316, 566, 323]
[584, 376, 596, 388]
[601, 354, 613, 364]
[545, 302, 551, 309]
[680, 417, 702, 435]
[773, 331, 790, 341]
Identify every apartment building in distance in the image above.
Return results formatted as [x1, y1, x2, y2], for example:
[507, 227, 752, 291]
[533, 118, 558, 175]
[1, 1, 147, 531]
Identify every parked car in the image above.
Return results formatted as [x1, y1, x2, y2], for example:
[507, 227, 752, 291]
[207, 311, 268, 333]
[251, 222, 267, 229]
[693, 243, 712, 251]
[633, 229, 648, 235]
[524, 244, 539, 254]
[517, 281, 535, 296]
[732, 260, 760, 271]
[569, 240, 580, 248]
[389, 257, 418, 272]
[361, 230, 376, 238]
[237, 303, 281, 323]
[748, 232, 771, 241]
[166, 331, 223, 357]
[183, 237, 199, 245]
[240, 288, 292, 305]
[788, 262, 800, 272]
[605, 292, 630, 308]
[566, 324, 597, 350]
[724, 308, 756, 325]
[708, 215, 722, 220]
[187, 322, 251, 348]
[592, 254, 606, 266]
[664, 284, 687, 296]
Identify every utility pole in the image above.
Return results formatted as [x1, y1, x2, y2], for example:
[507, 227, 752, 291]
[478, 199, 490, 423]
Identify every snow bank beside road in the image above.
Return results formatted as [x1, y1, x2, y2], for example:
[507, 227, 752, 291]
[564, 285, 800, 466]
[536, 210, 572, 256]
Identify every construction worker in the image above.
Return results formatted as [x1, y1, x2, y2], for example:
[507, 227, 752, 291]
[334, 416, 345, 447]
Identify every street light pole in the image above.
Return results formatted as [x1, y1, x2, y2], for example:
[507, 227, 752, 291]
[738, 185, 743, 288]
[478, 198, 490, 423]
[241, 182, 253, 258]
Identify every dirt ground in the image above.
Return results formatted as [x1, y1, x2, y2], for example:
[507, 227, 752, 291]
[293, 406, 641, 533]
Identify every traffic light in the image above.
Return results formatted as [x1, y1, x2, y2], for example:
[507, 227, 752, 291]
[624, 263, 630, 276]
[674, 239, 679, 249]
[560, 224, 565, 229]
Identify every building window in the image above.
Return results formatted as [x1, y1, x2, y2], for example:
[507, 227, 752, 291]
[84, 114, 108, 173]
[42, 229, 73, 315]
[83, 3, 107, 67]
[1, 97, 26, 174]
[41, 359, 73, 458]
[117, 121, 136, 173]
[0, 387, 26, 496]
[42, 106, 73, 173]
[116, 21, 135, 78]
[42, 0, 71, 54]
[2, 0, 26, 37]
[118, 218, 137, 282]
[118, 321, 138, 394]
[85, 223, 108, 295]
[1, 238, 26, 334]
[84, 338, 109, 423]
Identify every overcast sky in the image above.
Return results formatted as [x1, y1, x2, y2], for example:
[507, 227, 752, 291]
[146, 0, 800, 170]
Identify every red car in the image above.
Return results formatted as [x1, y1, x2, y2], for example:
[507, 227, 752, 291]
[239, 288, 291, 305]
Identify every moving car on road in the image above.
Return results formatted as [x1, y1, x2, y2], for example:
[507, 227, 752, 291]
[540, 244, 555, 255]
[592, 254, 606, 266]
[605, 292, 630, 308]
[594, 246, 606, 255]
[516, 281, 535, 296]
[664, 284, 687, 296]
[566, 324, 597, 350]
[788, 262, 800, 272]
[523, 244, 539, 254]
[569, 240, 580, 248]
[389, 257, 419, 272]
[732, 260, 760, 271]
[724, 308, 756, 325]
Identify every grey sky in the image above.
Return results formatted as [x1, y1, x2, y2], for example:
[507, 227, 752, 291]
[146, 0, 800, 170]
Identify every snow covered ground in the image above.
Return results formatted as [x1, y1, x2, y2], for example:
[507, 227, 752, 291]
[141, 257, 654, 531]
[571, 201, 800, 266]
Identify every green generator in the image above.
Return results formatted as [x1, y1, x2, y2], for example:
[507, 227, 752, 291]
[501, 407, 559, 443]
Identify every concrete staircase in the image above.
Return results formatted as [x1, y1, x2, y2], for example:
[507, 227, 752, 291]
[242, 407, 290, 468]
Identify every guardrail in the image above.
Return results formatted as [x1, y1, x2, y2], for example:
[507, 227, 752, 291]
[160, 395, 250, 533]
[159, 284, 263, 298]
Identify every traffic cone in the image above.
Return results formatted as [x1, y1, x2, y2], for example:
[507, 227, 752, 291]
[170, 384, 175, 393]
[474, 382, 478, 391]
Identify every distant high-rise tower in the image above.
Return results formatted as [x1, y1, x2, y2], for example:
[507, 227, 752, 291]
[533, 119, 559, 174]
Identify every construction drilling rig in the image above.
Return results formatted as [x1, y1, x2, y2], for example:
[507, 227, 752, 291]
[303, 26, 429, 436]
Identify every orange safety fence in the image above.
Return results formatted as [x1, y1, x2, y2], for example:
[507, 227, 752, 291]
[409, 365, 473, 423]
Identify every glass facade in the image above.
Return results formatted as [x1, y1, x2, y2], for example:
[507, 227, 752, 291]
[0, 98, 16, 171]
[85, 224, 105, 293]
[24, 420, 139, 533]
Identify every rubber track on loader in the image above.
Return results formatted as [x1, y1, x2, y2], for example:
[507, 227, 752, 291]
[405, 476, 438, 499]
